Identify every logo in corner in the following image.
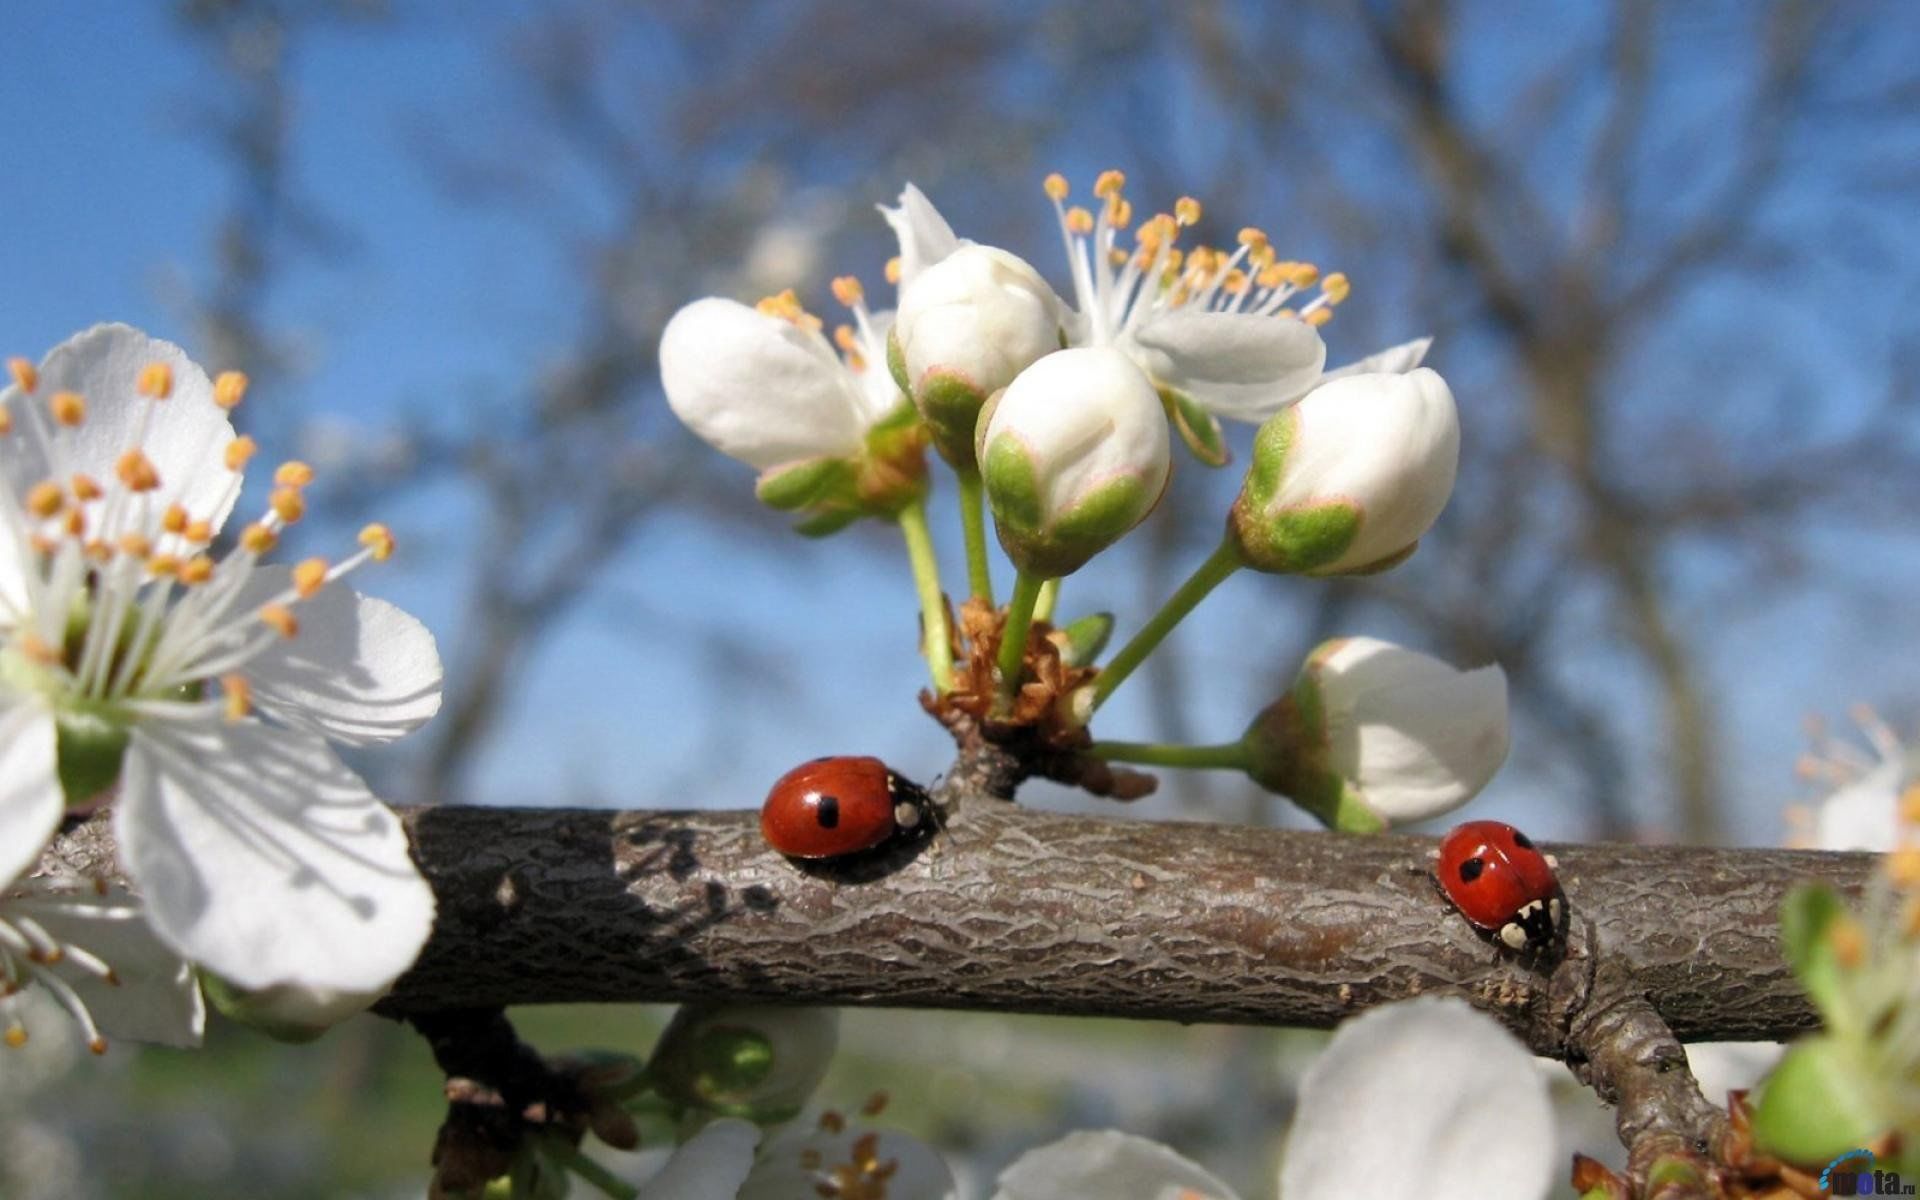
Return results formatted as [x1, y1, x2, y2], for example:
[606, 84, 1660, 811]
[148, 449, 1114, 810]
[1821, 1149, 1914, 1196]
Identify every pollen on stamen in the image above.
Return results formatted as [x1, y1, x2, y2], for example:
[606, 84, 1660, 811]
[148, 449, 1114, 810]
[241, 523, 278, 555]
[1093, 169, 1126, 199]
[118, 533, 152, 560]
[259, 604, 299, 639]
[831, 276, 864, 308]
[1321, 272, 1351, 304]
[860, 1090, 889, 1117]
[115, 450, 160, 493]
[179, 556, 214, 586]
[0, 407, 12, 436]
[147, 554, 181, 579]
[818, 1110, 846, 1134]
[274, 461, 315, 488]
[50, 391, 86, 427]
[270, 488, 305, 525]
[1287, 262, 1320, 289]
[213, 370, 248, 410]
[1043, 172, 1069, 201]
[292, 558, 329, 598]
[1065, 206, 1094, 235]
[161, 504, 189, 535]
[1237, 226, 1269, 249]
[25, 481, 63, 519]
[62, 509, 85, 538]
[884, 256, 902, 285]
[225, 435, 258, 472]
[1175, 196, 1202, 226]
[136, 362, 174, 400]
[185, 519, 213, 544]
[70, 474, 102, 502]
[222, 674, 252, 723]
[19, 633, 61, 666]
[88, 1036, 107, 1055]
[6, 358, 38, 393]
[1303, 309, 1333, 327]
[4, 1024, 25, 1049]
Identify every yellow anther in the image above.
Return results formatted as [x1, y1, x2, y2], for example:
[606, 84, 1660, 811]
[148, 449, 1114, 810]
[179, 555, 214, 586]
[222, 674, 252, 723]
[291, 557, 329, 598]
[50, 391, 86, 426]
[1905, 896, 1920, 939]
[1093, 169, 1126, 199]
[1257, 263, 1288, 289]
[115, 450, 160, 493]
[1321, 272, 1351, 304]
[185, 519, 213, 543]
[25, 481, 62, 518]
[118, 533, 152, 559]
[0, 406, 11, 435]
[884, 256, 902, 285]
[1248, 242, 1276, 270]
[18, 633, 60, 666]
[70, 474, 102, 502]
[213, 370, 248, 410]
[1163, 248, 1184, 272]
[224, 435, 257, 472]
[147, 554, 180, 579]
[1901, 784, 1920, 826]
[1106, 196, 1133, 229]
[1830, 916, 1867, 968]
[860, 1090, 890, 1117]
[358, 523, 396, 562]
[1288, 262, 1321, 289]
[62, 509, 85, 537]
[259, 603, 299, 639]
[136, 361, 174, 399]
[1888, 848, 1920, 890]
[1109, 247, 1129, 267]
[4, 1026, 25, 1049]
[88, 1037, 106, 1056]
[1224, 268, 1250, 294]
[1043, 172, 1069, 201]
[161, 504, 189, 535]
[851, 1133, 880, 1168]
[1238, 227, 1270, 248]
[84, 540, 112, 563]
[1175, 196, 1202, 226]
[274, 460, 315, 488]
[830, 276, 864, 307]
[1066, 206, 1094, 235]
[269, 487, 305, 524]
[818, 1110, 846, 1134]
[28, 534, 54, 556]
[6, 357, 37, 393]
[754, 288, 821, 330]
[240, 523, 278, 555]
[833, 324, 860, 354]
[1304, 308, 1334, 327]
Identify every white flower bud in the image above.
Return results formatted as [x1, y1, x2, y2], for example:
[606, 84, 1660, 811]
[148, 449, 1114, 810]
[980, 347, 1170, 577]
[1243, 636, 1508, 830]
[892, 245, 1062, 466]
[1228, 368, 1459, 576]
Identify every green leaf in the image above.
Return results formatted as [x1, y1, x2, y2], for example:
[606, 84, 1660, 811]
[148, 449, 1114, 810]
[1780, 883, 1849, 1016]
[1751, 1036, 1885, 1168]
[1054, 612, 1115, 668]
[1163, 387, 1229, 467]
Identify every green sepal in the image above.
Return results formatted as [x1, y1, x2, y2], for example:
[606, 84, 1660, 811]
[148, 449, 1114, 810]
[1779, 883, 1849, 1017]
[886, 327, 911, 396]
[985, 433, 1154, 576]
[1162, 386, 1229, 467]
[200, 973, 332, 1044]
[55, 707, 129, 809]
[1053, 612, 1114, 668]
[754, 456, 855, 512]
[1230, 498, 1360, 576]
[915, 369, 987, 469]
[790, 506, 862, 538]
[1751, 1036, 1885, 1167]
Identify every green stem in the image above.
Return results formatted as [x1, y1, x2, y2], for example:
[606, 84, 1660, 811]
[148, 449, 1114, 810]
[957, 467, 995, 604]
[897, 498, 954, 693]
[1089, 739, 1251, 771]
[995, 569, 1046, 710]
[1090, 537, 1243, 711]
[1033, 577, 1060, 624]
[548, 1139, 639, 1200]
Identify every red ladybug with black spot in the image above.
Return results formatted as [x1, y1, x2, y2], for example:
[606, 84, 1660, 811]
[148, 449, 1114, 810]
[761, 756, 930, 860]
[1435, 820, 1563, 950]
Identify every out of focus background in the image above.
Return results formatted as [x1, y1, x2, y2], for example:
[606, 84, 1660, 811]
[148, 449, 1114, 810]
[2, 1, 1917, 1196]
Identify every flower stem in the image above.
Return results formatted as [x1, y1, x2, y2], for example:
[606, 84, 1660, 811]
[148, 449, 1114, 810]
[897, 497, 954, 693]
[1090, 536, 1243, 711]
[548, 1139, 639, 1200]
[957, 467, 995, 604]
[995, 569, 1047, 710]
[1034, 577, 1060, 625]
[1089, 739, 1251, 771]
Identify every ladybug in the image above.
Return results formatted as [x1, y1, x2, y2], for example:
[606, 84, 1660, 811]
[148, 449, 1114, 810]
[1435, 820, 1563, 950]
[760, 756, 929, 860]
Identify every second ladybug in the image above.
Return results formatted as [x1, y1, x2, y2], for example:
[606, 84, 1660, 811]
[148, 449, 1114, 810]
[1435, 819, 1563, 950]
[761, 756, 930, 860]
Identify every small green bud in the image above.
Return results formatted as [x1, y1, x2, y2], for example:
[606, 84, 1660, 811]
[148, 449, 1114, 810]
[1162, 386, 1229, 467]
[645, 1004, 838, 1123]
[1751, 1036, 1886, 1167]
[1050, 612, 1115, 668]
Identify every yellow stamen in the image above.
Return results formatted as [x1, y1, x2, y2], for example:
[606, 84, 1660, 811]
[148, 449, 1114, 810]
[0, 406, 11, 435]
[50, 391, 85, 426]
[1093, 169, 1126, 199]
[358, 523, 396, 562]
[179, 556, 214, 586]
[1288, 262, 1321, 289]
[118, 533, 152, 559]
[18, 633, 60, 666]
[274, 461, 315, 489]
[84, 540, 112, 563]
[884, 256, 902, 285]
[147, 554, 180, 579]
[1224, 268, 1250, 294]
[240, 523, 278, 555]
[1321, 272, 1351, 304]
[28, 534, 54, 556]
[222, 674, 252, 722]
[88, 1037, 106, 1056]
[4, 1026, 26, 1049]
[1106, 196, 1133, 229]
[70, 474, 102, 502]
[6, 358, 37, 393]
[1304, 308, 1333, 327]
[754, 288, 822, 332]
[136, 362, 174, 400]
[1109, 247, 1128, 267]
[833, 324, 860, 354]
[25, 481, 62, 519]
[1066, 206, 1094, 235]
[269, 487, 305, 525]
[161, 504, 189, 535]
[1175, 196, 1202, 226]
[1042, 172, 1069, 201]
[292, 557, 329, 598]
[818, 1110, 845, 1134]
[1237, 226, 1269, 249]
[115, 450, 160, 493]
[259, 604, 299, 639]
[830, 276, 864, 307]
[213, 370, 249, 410]
[63, 509, 85, 537]
[185, 519, 213, 543]
[225, 435, 257, 472]
[1901, 784, 1920, 826]
[1257, 263, 1288, 289]
[1905, 896, 1920, 939]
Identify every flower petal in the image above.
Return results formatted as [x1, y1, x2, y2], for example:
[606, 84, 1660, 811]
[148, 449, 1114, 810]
[1280, 997, 1553, 1200]
[1812, 761, 1903, 851]
[4, 881, 204, 1047]
[1316, 335, 1433, 385]
[115, 721, 433, 993]
[229, 569, 443, 745]
[0, 698, 61, 887]
[636, 1117, 762, 1200]
[742, 1123, 956, 1200]
[660, 298, 870, 470]
[2, 325, 243, 539]
[878, 183, 961, 287]
[1124, 311, 1326, 423]
[993, 1129, 1239, 1200]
